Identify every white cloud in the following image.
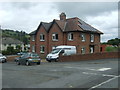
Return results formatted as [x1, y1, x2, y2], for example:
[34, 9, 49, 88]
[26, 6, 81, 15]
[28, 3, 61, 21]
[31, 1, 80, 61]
[86, 10, 118, 42]
[0, 2, 118, 42]
[0, 2, 59, 33]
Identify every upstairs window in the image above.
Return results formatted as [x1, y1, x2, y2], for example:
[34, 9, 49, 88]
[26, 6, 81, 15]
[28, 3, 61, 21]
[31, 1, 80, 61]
[68, 33, 73, 41]
[40, 45, 45, 53]
[52, 33, 58, 41]
[40, 34, 45, 41]
[90, 34, 94, 42]
[32, 35, 35, 41]
[81, 33, 85, 42]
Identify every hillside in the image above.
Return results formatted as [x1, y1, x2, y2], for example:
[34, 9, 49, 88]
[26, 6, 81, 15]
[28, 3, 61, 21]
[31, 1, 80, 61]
[2, 29, 30, 44]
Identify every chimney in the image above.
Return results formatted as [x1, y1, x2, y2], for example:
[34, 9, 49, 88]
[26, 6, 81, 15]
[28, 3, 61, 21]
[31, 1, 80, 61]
[60, 12, 66, 21]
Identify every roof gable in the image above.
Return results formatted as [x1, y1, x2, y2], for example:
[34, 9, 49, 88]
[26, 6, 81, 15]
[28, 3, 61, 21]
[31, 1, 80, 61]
[29, 22, 52, 35]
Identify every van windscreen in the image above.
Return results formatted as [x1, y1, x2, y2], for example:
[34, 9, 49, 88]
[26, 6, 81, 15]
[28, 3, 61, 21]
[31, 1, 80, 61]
[51, 48, 61, 54]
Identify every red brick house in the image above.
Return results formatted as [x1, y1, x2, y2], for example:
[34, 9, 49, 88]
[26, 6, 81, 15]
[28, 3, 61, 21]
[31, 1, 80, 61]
[29, 12, 103, 58]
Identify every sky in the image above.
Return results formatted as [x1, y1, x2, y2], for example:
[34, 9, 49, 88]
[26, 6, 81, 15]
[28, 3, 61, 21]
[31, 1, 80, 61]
[0, 2, 118, 42]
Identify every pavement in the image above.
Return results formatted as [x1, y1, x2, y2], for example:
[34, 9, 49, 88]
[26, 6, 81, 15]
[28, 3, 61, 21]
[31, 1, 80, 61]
[1, 58, 120, 89]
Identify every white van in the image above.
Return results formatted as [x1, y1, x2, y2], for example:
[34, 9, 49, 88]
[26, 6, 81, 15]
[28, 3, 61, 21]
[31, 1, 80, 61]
[46, 45, 76, 62]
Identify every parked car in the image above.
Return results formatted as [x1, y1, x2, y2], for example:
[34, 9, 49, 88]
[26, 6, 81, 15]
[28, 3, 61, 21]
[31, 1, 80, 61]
[46, 45, 76, 62]
[0, 53, 7, 63]
[14, 52, 27, 62]
[17, 52, 27, 56]
[16, 52, 41, 66]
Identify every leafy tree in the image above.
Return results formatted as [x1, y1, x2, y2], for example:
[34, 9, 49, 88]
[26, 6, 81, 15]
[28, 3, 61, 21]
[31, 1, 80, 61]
[107, 38, 120, 47]
[16, 45, 21, 51]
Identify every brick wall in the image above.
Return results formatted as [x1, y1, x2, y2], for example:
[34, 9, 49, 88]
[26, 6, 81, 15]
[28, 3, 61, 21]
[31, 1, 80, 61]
[36, 26, 48, 58]
[6, 55, 19, 62]
[59, 52, 119, 62]
[48, 23, 64, 53]
[30, 35, 35, 52]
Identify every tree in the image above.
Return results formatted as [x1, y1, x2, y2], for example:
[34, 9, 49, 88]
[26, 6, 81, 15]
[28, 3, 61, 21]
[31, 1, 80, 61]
[107, 38, 120, 47]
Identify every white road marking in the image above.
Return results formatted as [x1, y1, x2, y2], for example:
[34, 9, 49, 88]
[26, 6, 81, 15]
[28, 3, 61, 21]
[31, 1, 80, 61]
[86, 68, 111, 71]
[82, 72, 118, 77]
[65, 66, 111, 71]
[98, 68, 111, 71]
[88, 75, 120, 90]
[83, 72, 97, 75]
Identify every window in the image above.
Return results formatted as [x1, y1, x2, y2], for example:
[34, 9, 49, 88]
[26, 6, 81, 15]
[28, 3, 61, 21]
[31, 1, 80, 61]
[68, 33, 73, 41]
[9, 44, 11, 46]
[52, 33, 58, 41]
[81, 33, 85, 42]
[40, 45, 45, 53]
[90, 34, 94, 42]
[40, 34, 45, 41]
[90, 46, 94, 53]
[81, 47, 85, 54]
[32, 45, 35, 52]
[32, 35, 35, 41]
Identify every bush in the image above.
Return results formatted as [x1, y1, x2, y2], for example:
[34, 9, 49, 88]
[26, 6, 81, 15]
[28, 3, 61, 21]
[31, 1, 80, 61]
[2, 46, 20, 55]
[105, 46, 118, 52]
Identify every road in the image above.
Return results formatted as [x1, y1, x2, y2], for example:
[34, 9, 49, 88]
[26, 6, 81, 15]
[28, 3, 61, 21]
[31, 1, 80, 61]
[2, 58, 120, 89]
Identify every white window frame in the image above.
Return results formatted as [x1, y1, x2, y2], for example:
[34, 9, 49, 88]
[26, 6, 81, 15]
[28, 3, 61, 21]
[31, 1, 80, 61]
[32, 45, 35, 52]
[90, 34, 94, 42]
[81, 47, 85, 54]
[52, 33, 58, 41]
[32, 35, 35, 41]
[81, 33, 85, 42]
[40, 34, 45, 41]
[40, 45, 45, 53]
[90, 46, 94, 53]
[68, 33, 73, 41]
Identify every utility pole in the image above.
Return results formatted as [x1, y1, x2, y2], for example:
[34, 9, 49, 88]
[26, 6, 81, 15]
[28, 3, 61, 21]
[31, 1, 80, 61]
[0, 25, 2, 53]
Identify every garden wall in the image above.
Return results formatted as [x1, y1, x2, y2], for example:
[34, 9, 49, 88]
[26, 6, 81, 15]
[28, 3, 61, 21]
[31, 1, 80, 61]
[59, 52, 120, 62]
[6, 55, 19, 62]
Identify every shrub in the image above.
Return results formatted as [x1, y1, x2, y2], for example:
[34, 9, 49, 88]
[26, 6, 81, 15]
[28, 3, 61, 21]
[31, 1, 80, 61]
[2, 46, 20, 55]
[105, 46, 118, 52]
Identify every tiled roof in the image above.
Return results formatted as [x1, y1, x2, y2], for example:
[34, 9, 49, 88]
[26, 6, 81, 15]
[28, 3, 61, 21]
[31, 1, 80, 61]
[29, 30, 37, 35]
[2, 37, 24, 44]
[56, 17, 103, 34]
[29, 16, 103, 35]
[41, 22, 52, 32]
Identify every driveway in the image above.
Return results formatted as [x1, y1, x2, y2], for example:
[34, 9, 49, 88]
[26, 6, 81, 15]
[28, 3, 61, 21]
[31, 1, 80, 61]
[2, 58, 119, 89]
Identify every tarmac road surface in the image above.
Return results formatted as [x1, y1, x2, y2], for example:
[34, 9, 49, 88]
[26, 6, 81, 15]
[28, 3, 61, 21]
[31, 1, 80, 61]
[2, 58, 119, 89]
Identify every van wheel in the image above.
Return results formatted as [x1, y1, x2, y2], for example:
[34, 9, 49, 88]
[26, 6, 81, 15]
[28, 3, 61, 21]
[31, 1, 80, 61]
[37, 62, 40, 65]
[26, 61, 30, 66]
[55, 59, 58, 62]
[48, 60, 51, 62]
